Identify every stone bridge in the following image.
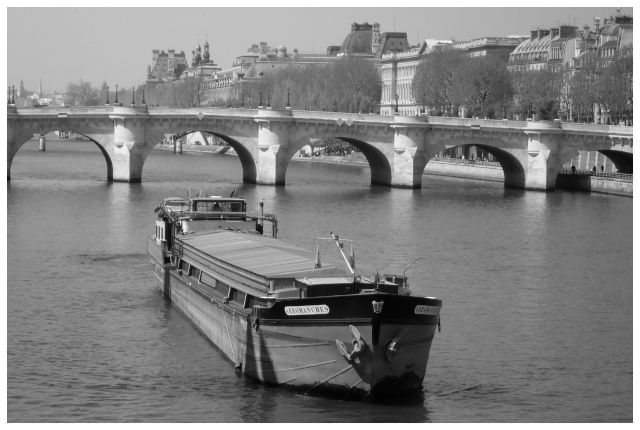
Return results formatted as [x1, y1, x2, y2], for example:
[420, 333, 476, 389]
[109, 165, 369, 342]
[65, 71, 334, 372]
[7, 105, 633, 190]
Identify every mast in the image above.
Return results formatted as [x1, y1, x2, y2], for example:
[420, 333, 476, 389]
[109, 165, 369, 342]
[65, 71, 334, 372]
[327, 232, 358, 277]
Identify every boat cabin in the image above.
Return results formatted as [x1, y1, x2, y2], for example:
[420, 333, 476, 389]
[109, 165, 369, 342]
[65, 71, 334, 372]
[163, 197, 189, 213]
[190, 197, 246, 217]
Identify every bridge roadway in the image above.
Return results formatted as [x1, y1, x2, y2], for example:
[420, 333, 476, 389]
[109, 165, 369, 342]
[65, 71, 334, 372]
[7, 105, 633, 190]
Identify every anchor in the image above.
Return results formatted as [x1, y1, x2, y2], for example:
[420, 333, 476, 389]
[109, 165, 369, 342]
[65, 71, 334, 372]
[385, 328, 408, 362]
[336, 325, 365, 364]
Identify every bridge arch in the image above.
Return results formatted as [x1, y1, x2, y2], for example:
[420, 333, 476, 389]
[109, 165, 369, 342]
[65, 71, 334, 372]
[287, 134, 392, 186]
[144, 127, 258, 184]
[425, 136, 527, 189]
[598, 150, 633, 173]
[8, 129, 114, 181]
[179, 130, 257, 183]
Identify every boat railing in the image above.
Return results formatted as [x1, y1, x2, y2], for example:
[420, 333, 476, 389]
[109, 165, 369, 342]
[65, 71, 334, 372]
[158, 206, 277, 223]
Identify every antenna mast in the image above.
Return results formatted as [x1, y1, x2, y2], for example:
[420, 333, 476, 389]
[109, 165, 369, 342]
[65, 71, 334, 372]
[317, 232, 359, 277]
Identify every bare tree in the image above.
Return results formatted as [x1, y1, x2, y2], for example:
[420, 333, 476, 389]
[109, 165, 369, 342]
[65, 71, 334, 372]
[412, 48, 466, 116]
[65, 80, 100, 106]
[454, 56, 513, 118]
[596, 44, 633, 124]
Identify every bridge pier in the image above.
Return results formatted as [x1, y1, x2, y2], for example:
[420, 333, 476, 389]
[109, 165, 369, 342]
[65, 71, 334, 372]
[390, 118, 429, 188]
[38, 134, 46, 151]
[110, 107, 152, 183]
[255, 110, 293, 185]
[524, 124, 563, 191]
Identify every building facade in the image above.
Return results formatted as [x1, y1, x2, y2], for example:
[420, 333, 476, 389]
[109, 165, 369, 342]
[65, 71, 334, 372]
[146, 49, 189, 83]
[196, 22, 410, 106]
[380, 36, 527, 115]
[508, 13, 632, 124]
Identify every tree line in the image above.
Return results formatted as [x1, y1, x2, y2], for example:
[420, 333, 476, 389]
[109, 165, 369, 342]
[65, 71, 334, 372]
[208, 56, 381, 113]
[412, 44, 633, 123]
[60, 44, 631, 125]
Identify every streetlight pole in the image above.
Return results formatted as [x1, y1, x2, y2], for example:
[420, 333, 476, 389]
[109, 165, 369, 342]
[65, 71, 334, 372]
[105, 86, 110, 105]
[142, 85, 146, 105]
[115, 85, 119, 105]
[131, 87, 135, 106]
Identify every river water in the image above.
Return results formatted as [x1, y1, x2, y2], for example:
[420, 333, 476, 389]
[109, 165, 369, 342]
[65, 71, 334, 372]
[6, 139, 633, 422]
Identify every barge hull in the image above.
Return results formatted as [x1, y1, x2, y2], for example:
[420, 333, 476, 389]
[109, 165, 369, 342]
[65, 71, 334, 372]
[150, 245, 437, 400]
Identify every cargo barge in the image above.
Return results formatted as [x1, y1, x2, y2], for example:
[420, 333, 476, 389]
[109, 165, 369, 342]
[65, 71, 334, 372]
[147, 193, 442, 401]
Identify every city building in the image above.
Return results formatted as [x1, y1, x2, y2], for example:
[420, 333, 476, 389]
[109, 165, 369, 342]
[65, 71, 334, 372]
[146, 48, 190, 83]
[196, 22, 410, 106]
[380, 36, 527, 115]
[508, 13, 632, 123]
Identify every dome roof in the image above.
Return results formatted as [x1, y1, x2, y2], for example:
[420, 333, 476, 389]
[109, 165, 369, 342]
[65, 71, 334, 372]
[278, 44, 286, 51]
[341, 29, 373, 53]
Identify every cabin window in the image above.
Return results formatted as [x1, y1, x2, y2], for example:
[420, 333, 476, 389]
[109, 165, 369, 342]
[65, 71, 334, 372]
[180, 260, 191, 276]
[200, 271, 218, 288]
[155, 220, 166, 242]
[228, 202, 243, 212]
[243, 294, 252, 309]
[235, 291, 246, 306]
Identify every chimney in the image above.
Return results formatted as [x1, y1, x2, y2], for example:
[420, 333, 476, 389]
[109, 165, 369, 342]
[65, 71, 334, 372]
[550, 28, 559, 38]
[560, 25, 577, 39]
[531, 30, 538, 40]
[594, 17, 600, 32]
[372, 23, 381, 53]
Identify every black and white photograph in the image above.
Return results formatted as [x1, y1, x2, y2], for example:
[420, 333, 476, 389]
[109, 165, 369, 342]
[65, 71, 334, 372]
[4, 3, 634, 423]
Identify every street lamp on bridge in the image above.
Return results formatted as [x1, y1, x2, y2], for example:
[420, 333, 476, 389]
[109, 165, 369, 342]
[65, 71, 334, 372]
[105, 86, 110, 105]
[131, 87, 135, 106]
[115, 85, 119, 105]
[142, 86, 146, 106]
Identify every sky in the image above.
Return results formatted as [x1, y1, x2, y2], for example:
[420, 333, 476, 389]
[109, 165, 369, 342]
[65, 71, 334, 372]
[5, 3, 632, 92]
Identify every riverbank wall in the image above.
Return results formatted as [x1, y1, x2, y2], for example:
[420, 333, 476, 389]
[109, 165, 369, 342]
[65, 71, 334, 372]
[155, 144, 230, 155]
[157, 145, 630, 196]
[555, 174, 633, 197]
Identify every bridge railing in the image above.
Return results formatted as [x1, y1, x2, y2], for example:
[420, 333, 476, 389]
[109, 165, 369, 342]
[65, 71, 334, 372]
[426, 116, 529, 128]
[558, 169, 633, 182]
[16, 106, 116, 114]
[148, 107, 260, 116]
[292, 110, 393, 123]
[560, 123, 633, 135]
